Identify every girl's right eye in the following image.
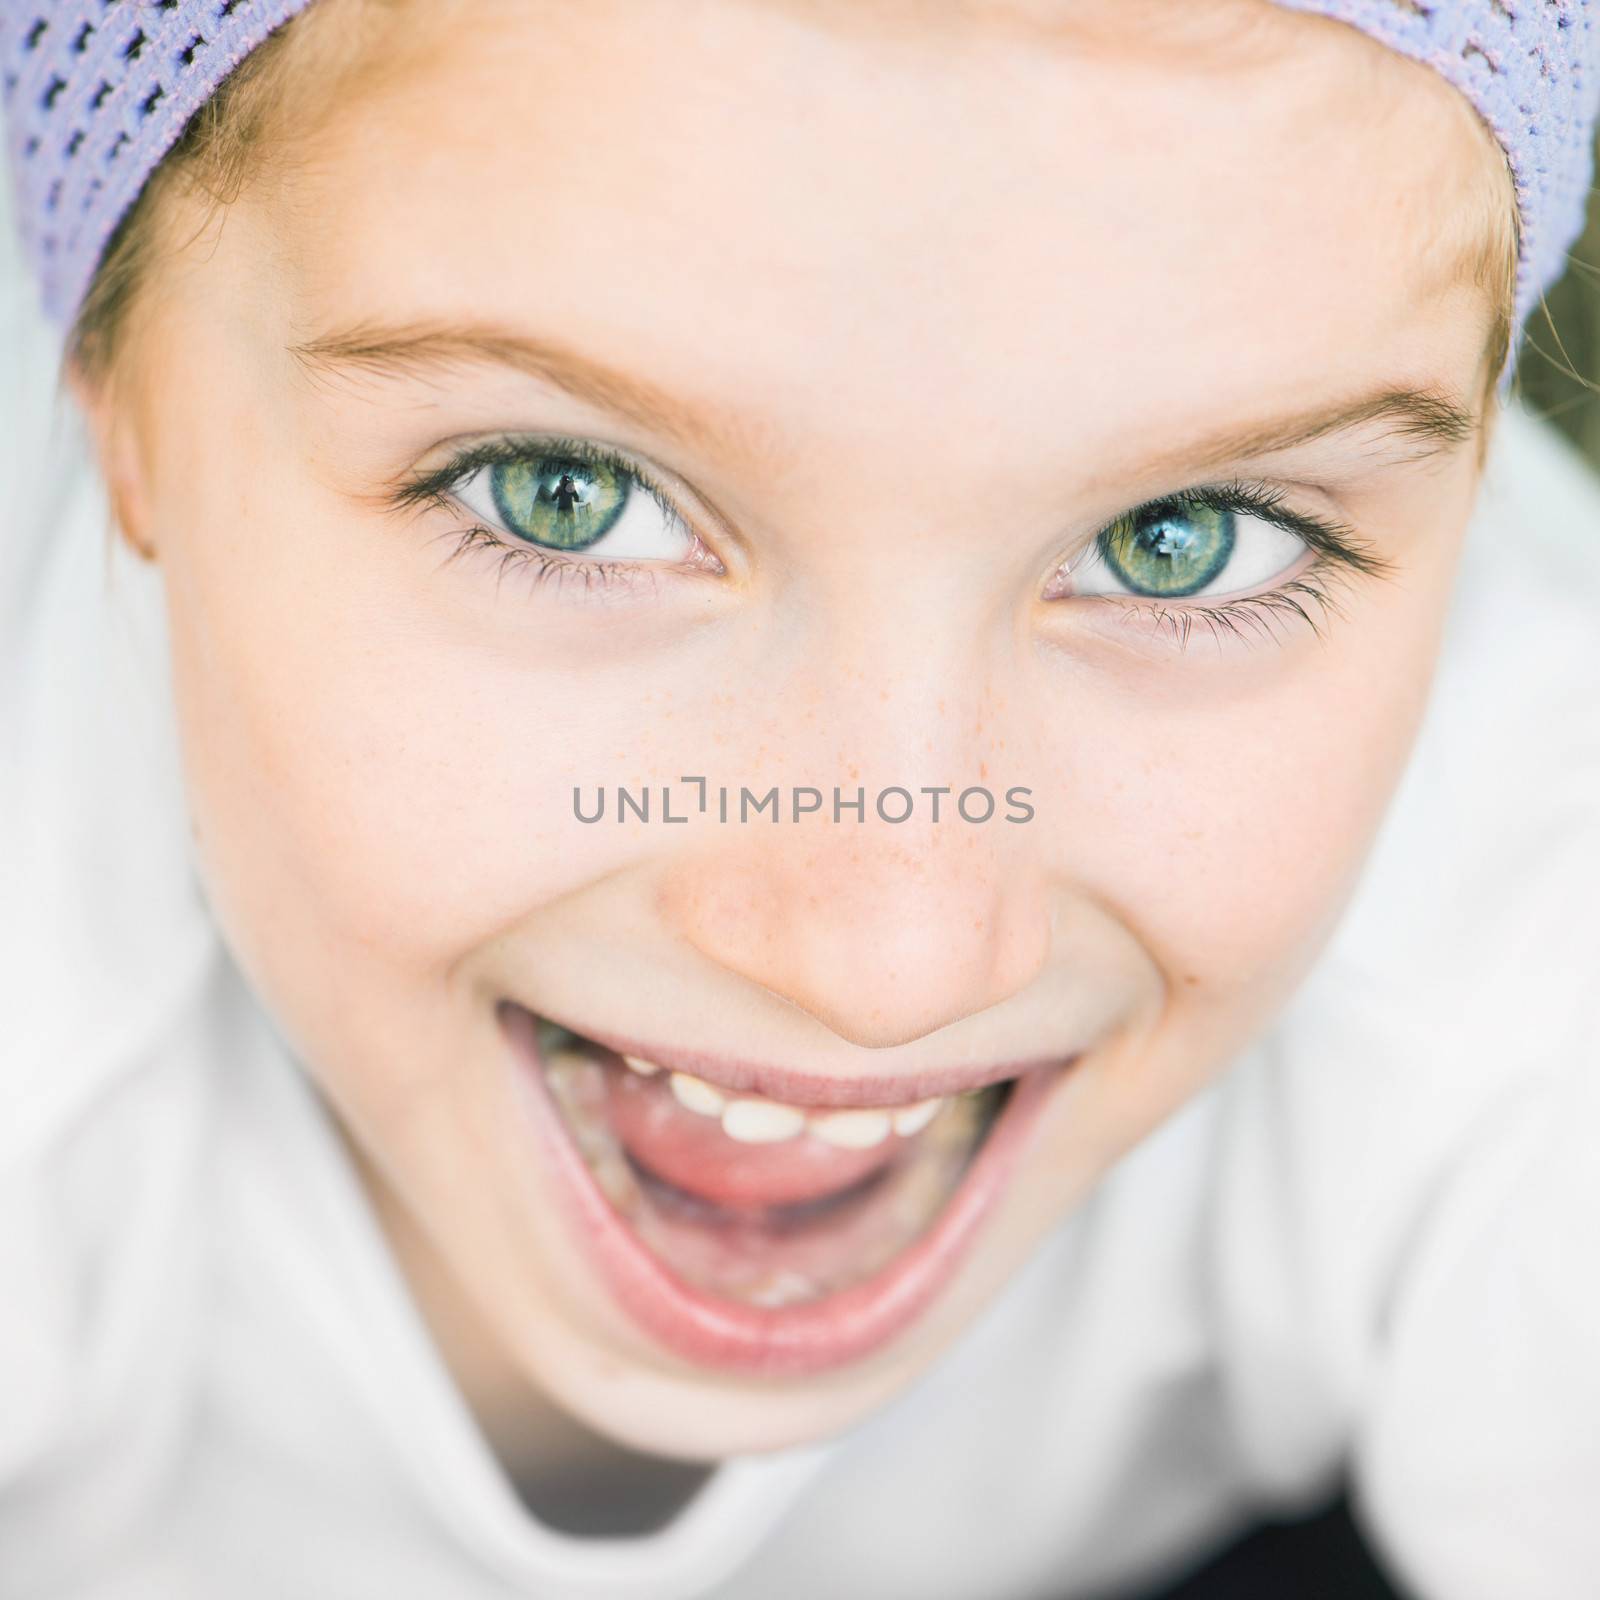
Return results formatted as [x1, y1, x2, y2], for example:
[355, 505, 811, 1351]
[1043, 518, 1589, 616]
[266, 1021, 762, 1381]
[448, 445, 698, 562]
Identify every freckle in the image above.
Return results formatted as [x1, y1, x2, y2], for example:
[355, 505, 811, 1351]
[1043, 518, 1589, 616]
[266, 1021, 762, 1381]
[1184, 974, 1202, 986]
[978, 760, 989, 779]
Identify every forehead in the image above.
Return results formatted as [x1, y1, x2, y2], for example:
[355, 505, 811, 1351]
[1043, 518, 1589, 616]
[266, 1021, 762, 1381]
[249, 0, 1499, 475]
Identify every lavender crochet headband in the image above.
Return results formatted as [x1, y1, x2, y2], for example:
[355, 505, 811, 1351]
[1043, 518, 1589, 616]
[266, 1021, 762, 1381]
[2, 0, 1598, 360]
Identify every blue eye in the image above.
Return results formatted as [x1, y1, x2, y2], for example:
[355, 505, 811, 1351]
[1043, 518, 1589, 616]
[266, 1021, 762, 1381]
[1071, 493, 1309, 602]
[444, 441, 697, 564]
[1100, 502, 1235, 597]
[488, 455, 632, 551]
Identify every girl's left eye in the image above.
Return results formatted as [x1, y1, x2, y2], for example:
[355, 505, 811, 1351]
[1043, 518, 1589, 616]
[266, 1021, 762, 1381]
[449, 448, 696, 562]
[1067, 497, 1308, 601]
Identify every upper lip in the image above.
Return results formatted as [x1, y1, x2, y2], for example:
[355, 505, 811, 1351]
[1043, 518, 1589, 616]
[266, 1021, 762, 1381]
[515, 1003, 1076, 1109]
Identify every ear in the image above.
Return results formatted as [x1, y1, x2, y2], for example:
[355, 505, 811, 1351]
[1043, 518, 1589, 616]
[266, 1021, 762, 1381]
[65, 357, 160, 563]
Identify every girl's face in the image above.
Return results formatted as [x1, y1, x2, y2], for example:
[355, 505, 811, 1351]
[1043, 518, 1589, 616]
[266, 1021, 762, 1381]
[97, 0, 1506, 1458]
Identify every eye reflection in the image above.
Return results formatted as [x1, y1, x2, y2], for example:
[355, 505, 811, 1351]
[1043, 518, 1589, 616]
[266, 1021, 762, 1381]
[490, 455, 631, 550]
[1101, 502, 1235, 597]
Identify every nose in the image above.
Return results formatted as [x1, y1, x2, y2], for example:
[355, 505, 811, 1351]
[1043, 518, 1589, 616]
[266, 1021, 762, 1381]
[659, 820, 1052, 1051]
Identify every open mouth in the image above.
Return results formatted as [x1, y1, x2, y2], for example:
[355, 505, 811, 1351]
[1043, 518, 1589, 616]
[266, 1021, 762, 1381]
[501, 1002, 1071, 1375]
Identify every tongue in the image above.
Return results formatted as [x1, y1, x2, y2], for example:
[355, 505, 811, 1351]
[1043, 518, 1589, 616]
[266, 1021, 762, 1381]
[601, 1065, 902, 1209]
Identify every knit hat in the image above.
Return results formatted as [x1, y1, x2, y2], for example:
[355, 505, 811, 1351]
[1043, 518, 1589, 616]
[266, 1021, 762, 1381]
[3, 0, 1598, 365]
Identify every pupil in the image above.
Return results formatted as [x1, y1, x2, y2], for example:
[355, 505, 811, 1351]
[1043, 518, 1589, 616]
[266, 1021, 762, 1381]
[543, 470, 590, 515]
[1141, 518, 1194, 561]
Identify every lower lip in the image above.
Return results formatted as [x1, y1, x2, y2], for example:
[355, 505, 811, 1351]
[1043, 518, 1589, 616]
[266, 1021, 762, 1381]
[501, 1002, 1068, 1377]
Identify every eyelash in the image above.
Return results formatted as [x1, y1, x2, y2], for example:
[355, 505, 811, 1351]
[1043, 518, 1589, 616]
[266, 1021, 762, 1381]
[388, 435, 692, 598]
[386, 442, 1392, 648]
[1082, 480, 1393, 651]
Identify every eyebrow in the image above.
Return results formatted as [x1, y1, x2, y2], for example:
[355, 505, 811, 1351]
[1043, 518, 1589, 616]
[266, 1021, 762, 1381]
[1115, 386, 1480, 486]
[288, 317, 1480, 481]
[288, 319, 782, 469]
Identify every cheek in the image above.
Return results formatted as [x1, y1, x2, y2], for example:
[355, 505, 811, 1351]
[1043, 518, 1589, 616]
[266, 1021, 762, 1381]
[1043, 601, 1449, 1008]
[154, 484, 650, 1014]
[1021, 438, 1480, 1024]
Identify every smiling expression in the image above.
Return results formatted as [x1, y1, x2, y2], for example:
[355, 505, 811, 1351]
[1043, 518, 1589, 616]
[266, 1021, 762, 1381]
[85, 0, 1512, 1459]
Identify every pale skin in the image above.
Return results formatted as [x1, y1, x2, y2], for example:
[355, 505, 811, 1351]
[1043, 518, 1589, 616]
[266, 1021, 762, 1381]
[76, 0, 1511, 1517]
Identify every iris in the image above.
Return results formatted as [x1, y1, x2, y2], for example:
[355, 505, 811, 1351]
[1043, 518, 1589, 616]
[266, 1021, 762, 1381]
[1100, 501, 1235, 597]
[490, 456, 631, 550]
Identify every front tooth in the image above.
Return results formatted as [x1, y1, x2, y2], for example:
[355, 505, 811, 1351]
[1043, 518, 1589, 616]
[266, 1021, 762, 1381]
[807, 1108, 892, 1149]
[721, 1098, 807, 1144]
[623, 1053, 661, 1077]
[892, 1098, 943, 1137]
[669, 1071, 727, 1116]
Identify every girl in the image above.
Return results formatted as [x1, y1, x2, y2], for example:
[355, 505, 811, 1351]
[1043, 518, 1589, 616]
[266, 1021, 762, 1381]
[2, 1, 1598, 1595]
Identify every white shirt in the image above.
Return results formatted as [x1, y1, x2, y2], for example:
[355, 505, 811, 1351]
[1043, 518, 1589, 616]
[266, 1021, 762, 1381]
[3, 163, 1598, 1599]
